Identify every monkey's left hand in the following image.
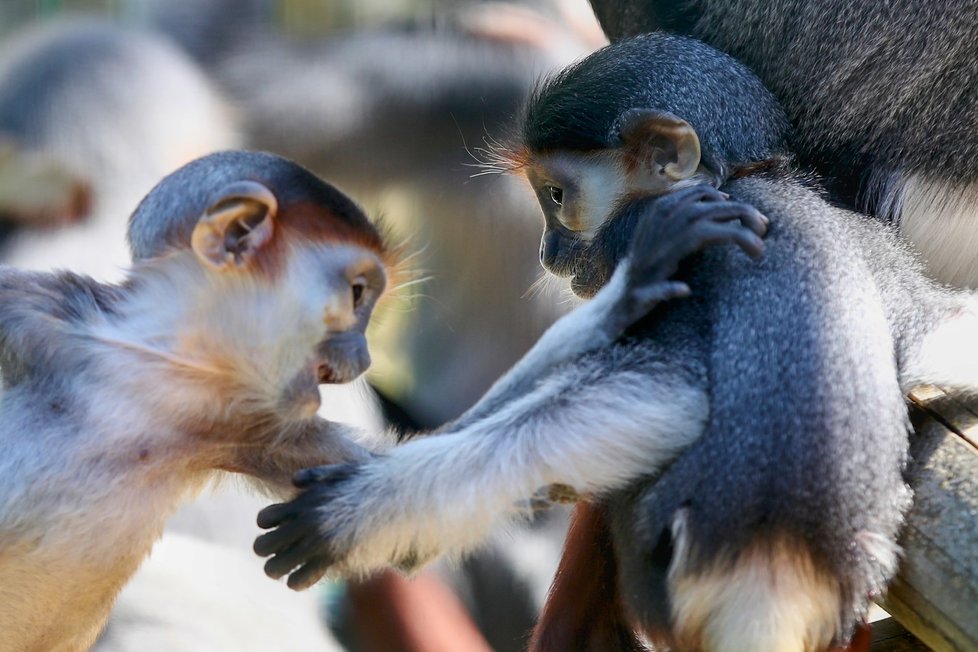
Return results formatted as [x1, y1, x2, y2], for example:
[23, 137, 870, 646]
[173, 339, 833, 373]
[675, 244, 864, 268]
[255, 459, 439, 589]
[611, 184, 768, 329]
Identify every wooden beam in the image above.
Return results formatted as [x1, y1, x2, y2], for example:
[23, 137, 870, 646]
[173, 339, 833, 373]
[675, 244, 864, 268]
[878, 387, 978, 651]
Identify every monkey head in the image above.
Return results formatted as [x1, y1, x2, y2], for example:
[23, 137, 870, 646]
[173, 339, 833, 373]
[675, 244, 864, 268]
[501, 33, 790, 297]
[126, 151, 392, 419]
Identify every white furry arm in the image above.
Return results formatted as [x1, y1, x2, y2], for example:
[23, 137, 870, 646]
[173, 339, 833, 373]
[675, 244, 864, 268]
[255, 356, 707, 588]
[456, 265, 687, 427]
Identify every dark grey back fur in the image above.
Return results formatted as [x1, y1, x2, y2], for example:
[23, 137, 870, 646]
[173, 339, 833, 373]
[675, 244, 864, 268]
[609, 175, 959, 630]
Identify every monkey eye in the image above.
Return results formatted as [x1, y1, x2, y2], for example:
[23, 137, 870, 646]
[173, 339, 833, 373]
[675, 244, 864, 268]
[546, 185, 564, 207]
[351, 278, 367, 307]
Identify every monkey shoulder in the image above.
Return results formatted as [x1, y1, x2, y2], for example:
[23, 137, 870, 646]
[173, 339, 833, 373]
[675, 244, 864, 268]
[0, 266, 115, 380]
[719, 176, 885, 270]
[721, 175, 939, 304]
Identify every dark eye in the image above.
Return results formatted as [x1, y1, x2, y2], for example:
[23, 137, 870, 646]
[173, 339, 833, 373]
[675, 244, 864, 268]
[352, 279, 366, 307]
[547, 185, 563, 207]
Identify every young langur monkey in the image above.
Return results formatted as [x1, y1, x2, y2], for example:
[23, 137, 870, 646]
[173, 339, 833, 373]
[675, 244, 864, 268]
[257, 35, 978, 652]
[0, 151, 397, 652]
[518, 36, 977, 652]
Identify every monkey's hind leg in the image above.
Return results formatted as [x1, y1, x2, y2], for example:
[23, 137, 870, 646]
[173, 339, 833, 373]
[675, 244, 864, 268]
[666, 528, 845, 652]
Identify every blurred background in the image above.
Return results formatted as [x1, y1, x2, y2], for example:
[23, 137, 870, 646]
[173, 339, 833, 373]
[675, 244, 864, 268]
[0, 1, 606, 650]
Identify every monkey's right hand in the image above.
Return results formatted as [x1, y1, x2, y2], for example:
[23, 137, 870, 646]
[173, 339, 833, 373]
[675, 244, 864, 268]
[615, 184, 768, 328]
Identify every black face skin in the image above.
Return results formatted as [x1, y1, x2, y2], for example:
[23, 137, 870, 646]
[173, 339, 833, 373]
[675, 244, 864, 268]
[317, 259, 385, 384]
[539, 195, 651, 299]
[316, 332, 369, 384]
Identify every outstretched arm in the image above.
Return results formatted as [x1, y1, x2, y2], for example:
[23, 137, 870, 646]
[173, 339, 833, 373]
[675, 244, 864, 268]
[452, 185, 765, 428]
[255, 187, 766, 588]
[257, 346, 707, 588]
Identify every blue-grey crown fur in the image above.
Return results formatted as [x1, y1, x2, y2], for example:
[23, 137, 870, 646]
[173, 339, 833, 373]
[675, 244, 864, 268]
[127, 151, 372, 261]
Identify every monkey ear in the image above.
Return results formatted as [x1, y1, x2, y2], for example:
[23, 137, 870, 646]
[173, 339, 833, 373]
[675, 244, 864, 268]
[191, 181, 278, 270]
[617, 109, 701, 182]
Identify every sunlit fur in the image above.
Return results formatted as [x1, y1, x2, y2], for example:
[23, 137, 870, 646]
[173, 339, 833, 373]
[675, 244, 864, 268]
[0, 161, 390, 650]
[665, 526, 900, 652]
[95, 242, 386, 428]
[873, 174, 978, 288]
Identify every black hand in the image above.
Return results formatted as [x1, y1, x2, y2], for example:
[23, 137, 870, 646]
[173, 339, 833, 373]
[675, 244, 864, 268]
[618, 184, 768, 325]
[254, 463, 360, 590]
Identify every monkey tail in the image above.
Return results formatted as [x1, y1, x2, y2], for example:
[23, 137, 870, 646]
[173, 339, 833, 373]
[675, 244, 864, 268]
[529, 501, 645, 652]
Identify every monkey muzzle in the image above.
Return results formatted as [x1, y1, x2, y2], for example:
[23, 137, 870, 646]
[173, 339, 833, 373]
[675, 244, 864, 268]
[315, 331, 371, 384]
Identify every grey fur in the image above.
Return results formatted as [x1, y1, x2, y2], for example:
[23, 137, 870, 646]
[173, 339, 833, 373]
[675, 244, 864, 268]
[610, 175, 947, 640]
[127, 150, 374, 261]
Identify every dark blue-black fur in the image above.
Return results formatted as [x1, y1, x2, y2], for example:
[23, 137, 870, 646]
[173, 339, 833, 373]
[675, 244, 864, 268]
[609, 177, 920, 637]
[587, 0, 978, 207]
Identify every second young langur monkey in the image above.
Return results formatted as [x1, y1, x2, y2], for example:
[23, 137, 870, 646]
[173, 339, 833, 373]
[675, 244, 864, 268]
[0, 151, 397, 652]
[256, 34, 978, 652]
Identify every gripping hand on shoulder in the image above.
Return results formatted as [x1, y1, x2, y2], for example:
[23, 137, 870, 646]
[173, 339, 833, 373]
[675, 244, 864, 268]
[608, 183, 768, 333]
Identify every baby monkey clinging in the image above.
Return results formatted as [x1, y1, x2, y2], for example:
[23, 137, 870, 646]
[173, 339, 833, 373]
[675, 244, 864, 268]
[0, 151, 391, 652]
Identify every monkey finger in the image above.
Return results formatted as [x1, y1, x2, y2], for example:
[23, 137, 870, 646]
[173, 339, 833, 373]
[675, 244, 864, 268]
[687, 222, 766, 259]
[257, 502, 299, 529]
[625, 282, 692, 319]
[287, 556, 334, 591]
[707, 203, 769, 236]
[637, 281, 691, 303]
[263, 534, 332, 579]
[254, 521, 310, 557]
[653, 184, 725, 216]
[676, 200, 769, 236]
